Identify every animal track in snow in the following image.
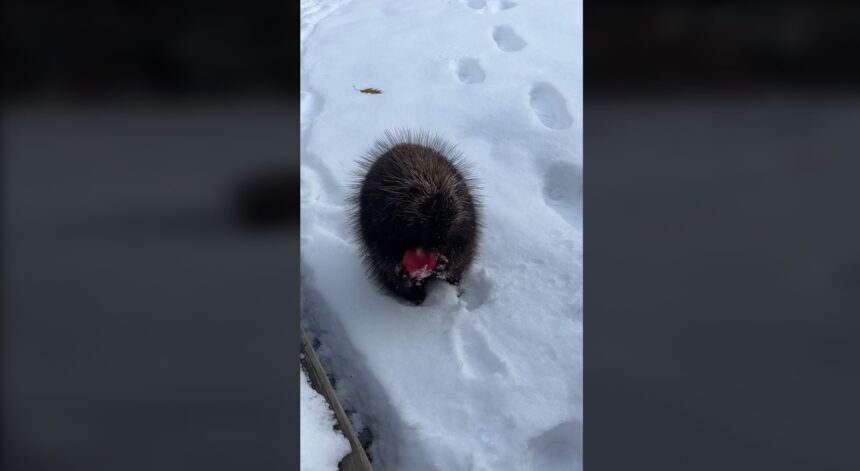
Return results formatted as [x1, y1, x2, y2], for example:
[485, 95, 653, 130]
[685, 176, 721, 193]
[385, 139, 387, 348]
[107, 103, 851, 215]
[300, 0, 355, 51]
[300, 89, 322, 136]
[529, 82, 573, 130]
[452, 57, 486, 84]
[300, 165, 322, 204]
[527, 420, 582, 471]
[487, 0, 517, 12]
[462, 267, 492, 310]
[302, 152, 343, 201]
[453, 322, 508, 378]
[492, 25, 527, 52]
[542, 160, 582, 227]
[464, 0, 516, 12]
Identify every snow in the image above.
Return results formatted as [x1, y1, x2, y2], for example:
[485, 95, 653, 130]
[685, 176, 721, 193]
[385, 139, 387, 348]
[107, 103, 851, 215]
[301, 367, 351, 471]
[301, 1, 581, 470]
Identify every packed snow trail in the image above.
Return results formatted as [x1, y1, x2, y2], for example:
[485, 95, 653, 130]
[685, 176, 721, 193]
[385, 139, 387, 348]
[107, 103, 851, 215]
[300, 1, 582, 470]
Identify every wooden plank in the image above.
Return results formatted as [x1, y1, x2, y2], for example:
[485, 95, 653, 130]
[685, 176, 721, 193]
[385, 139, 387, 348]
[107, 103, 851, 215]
[301, 326, 374, 471]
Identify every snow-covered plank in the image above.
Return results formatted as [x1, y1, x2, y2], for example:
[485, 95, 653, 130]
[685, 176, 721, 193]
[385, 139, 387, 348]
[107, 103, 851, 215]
[301, 327, 374, 471]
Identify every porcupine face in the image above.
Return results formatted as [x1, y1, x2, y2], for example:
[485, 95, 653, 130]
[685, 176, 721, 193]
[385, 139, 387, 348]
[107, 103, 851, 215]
[350, 130, 480, 305]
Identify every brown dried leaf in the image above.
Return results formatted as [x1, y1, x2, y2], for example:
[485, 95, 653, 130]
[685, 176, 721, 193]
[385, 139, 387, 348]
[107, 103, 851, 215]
[354, 85, 383, 94]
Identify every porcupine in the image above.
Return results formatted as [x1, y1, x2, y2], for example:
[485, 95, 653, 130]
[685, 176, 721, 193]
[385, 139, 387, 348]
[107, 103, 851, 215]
[349, 129, 481, 305]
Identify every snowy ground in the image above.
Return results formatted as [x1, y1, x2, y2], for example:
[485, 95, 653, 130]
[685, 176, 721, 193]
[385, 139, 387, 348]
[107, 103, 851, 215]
[301, 367, 351, 471]
[300, 1, 582, 470]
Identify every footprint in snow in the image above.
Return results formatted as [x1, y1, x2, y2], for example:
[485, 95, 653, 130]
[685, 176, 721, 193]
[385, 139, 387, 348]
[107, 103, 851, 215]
[451, 57, 486, 84]
[302, 153, 344, 201]
[453, 322, 508, 379]
[487, 0, 517, 12]
[492, 25, 527, 52]
[529, 82, 573, 130]
[300, 89, 322, 135]
[461, 267, 492, 310]
[463, 0, 517, 11]
[527, 419, 582, 471]
[541, 160, 582, 228]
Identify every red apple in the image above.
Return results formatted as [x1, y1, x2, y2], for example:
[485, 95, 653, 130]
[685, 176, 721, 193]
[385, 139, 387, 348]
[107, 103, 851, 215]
[402, 248, 438, 278]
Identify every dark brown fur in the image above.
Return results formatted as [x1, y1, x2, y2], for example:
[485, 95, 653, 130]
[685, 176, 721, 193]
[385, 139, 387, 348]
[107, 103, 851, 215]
[348, 130, 481, 305]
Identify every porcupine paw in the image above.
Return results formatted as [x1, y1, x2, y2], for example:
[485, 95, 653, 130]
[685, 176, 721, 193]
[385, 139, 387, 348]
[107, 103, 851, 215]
[404, 286, 427, 305]
[444, 275, 465, 297]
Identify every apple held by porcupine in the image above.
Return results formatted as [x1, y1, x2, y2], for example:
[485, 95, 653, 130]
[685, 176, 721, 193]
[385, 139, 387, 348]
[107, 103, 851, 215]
[348, 130, 482, 305]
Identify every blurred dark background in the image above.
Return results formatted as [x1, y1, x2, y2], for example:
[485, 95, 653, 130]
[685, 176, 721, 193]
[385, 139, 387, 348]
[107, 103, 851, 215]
[3, 1, 300, 470]
[3, 1, 298, 99]
[586, 2, 860, 471]
[586, 2, 860, 93]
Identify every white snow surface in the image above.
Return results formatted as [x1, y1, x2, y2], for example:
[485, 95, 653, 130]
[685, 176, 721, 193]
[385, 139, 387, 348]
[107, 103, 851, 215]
[301, 367, 351, 471]
[301, 1, 582, 470]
